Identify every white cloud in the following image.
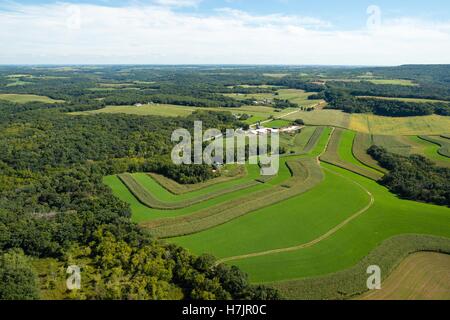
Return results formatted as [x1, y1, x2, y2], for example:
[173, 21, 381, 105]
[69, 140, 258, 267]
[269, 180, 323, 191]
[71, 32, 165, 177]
[214, 8, 332, 28]
[152, 0, 203, 8]
[0, 2, 449, 65]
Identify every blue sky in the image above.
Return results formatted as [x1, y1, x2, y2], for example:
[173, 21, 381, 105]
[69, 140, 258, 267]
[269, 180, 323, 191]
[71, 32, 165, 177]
[7, 0, 450, 28]
[1, 0, 450, 64]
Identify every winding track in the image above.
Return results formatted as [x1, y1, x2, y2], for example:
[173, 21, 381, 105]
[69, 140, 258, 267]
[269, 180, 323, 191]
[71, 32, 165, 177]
[216, 127, 375, 265]
[216, 164, 374, 264]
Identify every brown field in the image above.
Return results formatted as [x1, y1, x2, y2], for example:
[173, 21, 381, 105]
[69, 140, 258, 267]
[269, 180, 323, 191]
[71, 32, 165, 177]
[360, 252, 450, 300]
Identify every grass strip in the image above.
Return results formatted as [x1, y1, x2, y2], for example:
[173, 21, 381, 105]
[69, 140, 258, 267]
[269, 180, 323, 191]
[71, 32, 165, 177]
[271, 234, 450, 300]
[352, 132, 386, 173]
[143, 158, 324, 238]
[320, 128, 383, 180]
[148, 165, 247, 195]
[303, 127, 325, 154]
[118, 173, 260, 210]
[419, 135, 450, 158]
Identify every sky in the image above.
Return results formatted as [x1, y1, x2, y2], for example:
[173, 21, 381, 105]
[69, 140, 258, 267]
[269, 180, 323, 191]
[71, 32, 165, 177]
[1, 0, 450, 65]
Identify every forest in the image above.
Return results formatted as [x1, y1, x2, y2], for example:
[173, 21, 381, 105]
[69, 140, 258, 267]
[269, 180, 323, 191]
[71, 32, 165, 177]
[0, 64, 449, 300]
[368, 146, 450, 206]
[0, 99, 278, 299]
[323, 89, 450, 116]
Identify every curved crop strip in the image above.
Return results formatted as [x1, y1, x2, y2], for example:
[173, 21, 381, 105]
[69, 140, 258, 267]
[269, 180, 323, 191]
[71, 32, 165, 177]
[170, 162, 369, 259]
[338, 131, 384, 177]
[418, 135, 450, 158]
[352, 132, 387, 173]
[215, 166, 374, 265]
[105, 129, 331, 224]
[227, 163, 450, 285]
[307, 127, 333, 158]
[118, 173, 261, 210]
[302, 126, 325, 154]
[405, 136, 450, 168]
[144, 158, 325, 238]
[104, 157, 297, 223]
[104, 175, 270, 222]
[320, 128, 383, 180]
[135, 165, 263, 203]
[148, 165, 248, 195]
[144, 158, 313, 231]
[271, 235, 450, 300]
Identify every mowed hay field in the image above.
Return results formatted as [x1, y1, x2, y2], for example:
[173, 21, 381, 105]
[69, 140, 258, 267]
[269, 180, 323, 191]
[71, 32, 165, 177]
[284, 110, 352, 128]
[367, 79, 417, 86]
[357, 96, 449, 103]
[0, 93, 64, 104]
[276, 89, 320, 106]
[359, 252, 450, 300]
[73, 103, 298, 121]
[349, 113, 450, 135]
[74, 104, 195, 117]
[283, 109, 450, 135]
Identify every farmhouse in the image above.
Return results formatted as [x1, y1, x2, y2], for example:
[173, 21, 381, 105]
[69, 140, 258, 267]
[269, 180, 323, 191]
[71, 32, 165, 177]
[279, 125, 302, 133]
[248, 127, 279, 135]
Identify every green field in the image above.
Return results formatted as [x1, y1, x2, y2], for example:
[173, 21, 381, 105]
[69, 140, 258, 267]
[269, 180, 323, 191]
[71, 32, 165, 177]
[225, 163, 450, 283]
[285, 109, 450, 136]
[418, 136, 450, 158]
[276, 89, 318, 106]
[320, 128, 383, 180]
[284, 109, 352, 128]
[353, 134, 450, 167]
[349, 113, 450, 135]
[73, 103, 298, 122]
[171, 166, 370, 259]
[367, 79, 417, 86]
[149, 164, 246, 195]
[279, 127, 316, 154]
[357, 96, 448, 103]
[266, 119, 292, 128]
[72, 100, 450, 136]
[0, 94, 64, 104]
[102, 122, 450, 299]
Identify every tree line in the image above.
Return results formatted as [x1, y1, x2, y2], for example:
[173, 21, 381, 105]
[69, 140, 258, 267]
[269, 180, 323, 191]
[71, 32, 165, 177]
[368, 146, 450, 206]
[323, 88, 450, 117]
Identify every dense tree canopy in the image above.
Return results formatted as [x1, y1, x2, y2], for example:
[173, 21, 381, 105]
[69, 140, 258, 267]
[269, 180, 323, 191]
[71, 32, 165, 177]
[368, 146, 450, 206]
[323, 88, 450, 116]
[0, 249, 39, 300]
[0, 99, 278, 300]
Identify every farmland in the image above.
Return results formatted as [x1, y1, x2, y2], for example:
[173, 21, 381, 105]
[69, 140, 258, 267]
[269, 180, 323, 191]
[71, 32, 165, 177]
[359, 252, 450, 300]
[103, 121, 450, 299]
[1, 64, 450, 301]
[0, 93, 64, 103]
